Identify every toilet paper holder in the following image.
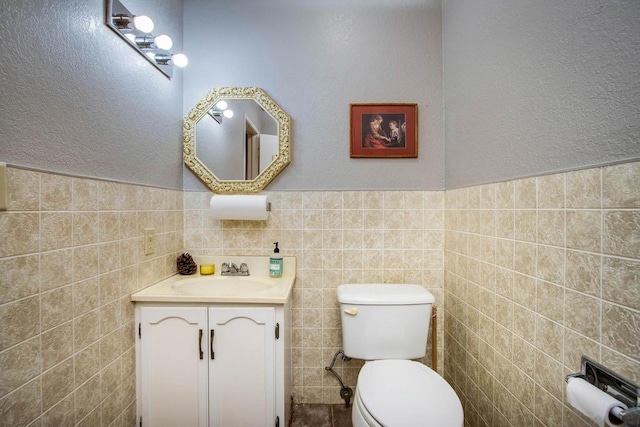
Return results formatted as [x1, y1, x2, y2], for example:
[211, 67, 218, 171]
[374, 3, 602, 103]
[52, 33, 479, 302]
[566, 356, 640, 424]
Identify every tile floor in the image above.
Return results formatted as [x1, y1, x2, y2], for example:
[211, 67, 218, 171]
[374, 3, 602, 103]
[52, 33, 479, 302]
[290, 404, 353, 427]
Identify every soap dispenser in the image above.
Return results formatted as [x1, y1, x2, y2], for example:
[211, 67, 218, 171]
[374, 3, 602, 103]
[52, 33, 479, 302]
[269, 242, 283, 278]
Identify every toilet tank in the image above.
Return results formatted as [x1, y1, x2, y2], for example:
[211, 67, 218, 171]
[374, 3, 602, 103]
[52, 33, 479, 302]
[337, 284, 435, 360]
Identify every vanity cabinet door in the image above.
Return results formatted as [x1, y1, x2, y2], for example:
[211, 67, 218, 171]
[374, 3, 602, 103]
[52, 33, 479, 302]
[208, 307, 276, 427]
[140, 307, 209, 427]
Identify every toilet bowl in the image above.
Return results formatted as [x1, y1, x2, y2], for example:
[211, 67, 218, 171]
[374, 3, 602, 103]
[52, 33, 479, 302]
[351, 360, 463, 427]
[337, 284, 464, 427]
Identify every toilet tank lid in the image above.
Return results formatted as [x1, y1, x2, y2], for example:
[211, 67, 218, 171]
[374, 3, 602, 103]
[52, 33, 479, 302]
[337, 284, 435, 305]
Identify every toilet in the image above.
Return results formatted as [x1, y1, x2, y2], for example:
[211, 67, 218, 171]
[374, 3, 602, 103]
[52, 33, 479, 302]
[338, 284, 463, 427]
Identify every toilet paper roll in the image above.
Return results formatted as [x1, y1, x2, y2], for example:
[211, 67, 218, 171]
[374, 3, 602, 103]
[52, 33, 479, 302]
[209, 195, 270, 220]
[566, 377, 627, 427]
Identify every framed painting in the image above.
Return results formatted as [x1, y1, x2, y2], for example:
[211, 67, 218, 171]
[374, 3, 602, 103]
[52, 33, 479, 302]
[350, 103, 418, 158]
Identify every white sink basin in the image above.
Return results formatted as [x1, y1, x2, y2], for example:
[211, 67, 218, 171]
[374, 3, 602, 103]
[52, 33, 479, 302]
[172, 276, 273, 296]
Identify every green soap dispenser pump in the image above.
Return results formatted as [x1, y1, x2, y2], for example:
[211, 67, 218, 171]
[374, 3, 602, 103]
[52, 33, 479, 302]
[269, 242, 283, 278]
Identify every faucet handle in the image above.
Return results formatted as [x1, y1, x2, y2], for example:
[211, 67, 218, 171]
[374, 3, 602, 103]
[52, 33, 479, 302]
[239, 263, 249, 274]
[221, 263, 229, 273]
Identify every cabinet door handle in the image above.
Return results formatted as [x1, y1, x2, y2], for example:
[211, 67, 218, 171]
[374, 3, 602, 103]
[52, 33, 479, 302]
[199, 329, 204, 360]
[210, 329, 215, 360]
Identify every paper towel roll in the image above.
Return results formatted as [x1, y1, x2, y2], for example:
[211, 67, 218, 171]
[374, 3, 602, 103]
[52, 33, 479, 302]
[567, 377, 627, 427]
[209, 195, 270, 220]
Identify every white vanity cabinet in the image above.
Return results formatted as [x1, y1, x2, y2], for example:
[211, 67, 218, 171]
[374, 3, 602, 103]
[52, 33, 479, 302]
[135, 303, 291, 427]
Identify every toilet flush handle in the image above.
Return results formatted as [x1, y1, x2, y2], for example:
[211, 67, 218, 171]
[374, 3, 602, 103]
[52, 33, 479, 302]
[344, 307, 358, 316]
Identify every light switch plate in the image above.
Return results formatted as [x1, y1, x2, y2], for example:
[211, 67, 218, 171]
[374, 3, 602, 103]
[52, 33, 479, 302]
[0, 162, 7, 211]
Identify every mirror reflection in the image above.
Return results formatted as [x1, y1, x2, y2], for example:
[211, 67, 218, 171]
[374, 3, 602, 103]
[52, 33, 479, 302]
[197, 99, 279, 181]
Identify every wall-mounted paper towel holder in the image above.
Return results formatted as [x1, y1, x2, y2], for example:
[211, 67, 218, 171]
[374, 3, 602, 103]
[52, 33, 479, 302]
[566, 356, 640, 425]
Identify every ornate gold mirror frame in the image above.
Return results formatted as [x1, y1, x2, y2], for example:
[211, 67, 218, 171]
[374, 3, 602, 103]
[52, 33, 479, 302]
[183, 87, 291, 193]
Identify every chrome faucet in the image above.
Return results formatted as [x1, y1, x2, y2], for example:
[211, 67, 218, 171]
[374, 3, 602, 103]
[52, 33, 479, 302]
[221, 262, 250, 276]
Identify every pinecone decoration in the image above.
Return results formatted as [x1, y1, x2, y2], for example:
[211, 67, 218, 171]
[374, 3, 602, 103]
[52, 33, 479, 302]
[177, 253, 197, 275]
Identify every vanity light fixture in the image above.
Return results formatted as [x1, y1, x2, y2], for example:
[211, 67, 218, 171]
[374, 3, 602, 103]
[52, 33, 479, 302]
[130, 35, 173, 50]
[112, 13, 154, 33]
[207, 101, 234, 124]
[154, 53, 188, 68]
[105, 0, 188, 79]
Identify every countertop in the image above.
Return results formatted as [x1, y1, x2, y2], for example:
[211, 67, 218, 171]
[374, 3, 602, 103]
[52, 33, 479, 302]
[131, 255, 296, 304]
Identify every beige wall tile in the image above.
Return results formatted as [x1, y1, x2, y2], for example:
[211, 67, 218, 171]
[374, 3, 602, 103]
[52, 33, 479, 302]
[0, 213, 40, 257]
[0, 336, 41, 397]
[0, 296, 40, 351]
[536, 281, 564, 324]
[72, 178, 98, 211]
[563, 406, 595, 427]
[514, 210, 536, 242]
[535, 350, 564, 399]
[74, 343, 100, 387]
[75, 375, 101, 423]
[534, 384, 563, 427]
[603, 256, 640, 311]
[0, 255, 40, 305]
[515, 178, 537, 209]
[564, 290, 600, 341]
[7, 168, 40, 211]
[98, 182, 123, 211]
[42, 392, 74, 426]
[565, 250, 601, 297]
[600, 348, 640, 384]
[537, 174, 565, 209]
[41, 286, 73, 332]
[40, 249, 73, 292]
[602, 303, 640, 361]
[537, 245, 565, 286]
[41, 322, 73, 371]
[41, 213, 72, 251]
[72, 244, 100, 283]
[604, 210, 640, 258]
[566, 168, 601, 209]
[535, 315, 563, 361]
[603, 162, 640, 208]
[0, 378, 42, 426]
[41, 174, 73, 211]
[98, 212, 120, 243]
[514, 242, 536, 276]
[496, 181, 514, 210]
[537, 210, 565, 247]
[563, 329, 600, 370]
[42, 358, 74, 411]
[566, 210, 601, 252]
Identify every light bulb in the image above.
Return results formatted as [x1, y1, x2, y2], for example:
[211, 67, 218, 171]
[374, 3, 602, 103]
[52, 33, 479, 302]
[172, 53, 188, 68]
[124, 32, 137, 43]
[133, 15, 154, 33]
[145, 51, 156, 60]
[154, 34, 173, 50]
[223, 109, 234, 118]
[215, 100, 228, 110]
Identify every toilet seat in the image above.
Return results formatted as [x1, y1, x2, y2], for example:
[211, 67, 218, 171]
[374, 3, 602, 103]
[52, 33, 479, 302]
[356, 360, 463, 427]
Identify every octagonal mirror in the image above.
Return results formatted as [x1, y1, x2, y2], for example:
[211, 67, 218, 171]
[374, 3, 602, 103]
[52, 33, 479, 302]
[184, 87, 291, 193]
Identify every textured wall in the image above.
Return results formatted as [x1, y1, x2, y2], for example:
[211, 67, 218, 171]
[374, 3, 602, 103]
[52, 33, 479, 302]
[182, 0, 444, 191]
[0, 0, 184, 189]
[443, 0, 640, 189]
